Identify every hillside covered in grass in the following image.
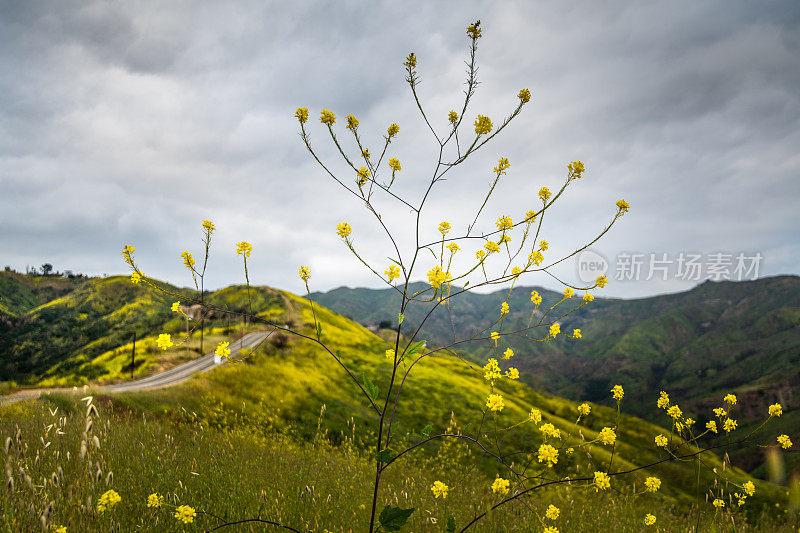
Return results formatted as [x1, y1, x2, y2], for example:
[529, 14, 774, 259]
[311, 276, 800, 426]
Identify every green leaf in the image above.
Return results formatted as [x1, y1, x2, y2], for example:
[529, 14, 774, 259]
[387, 257, 402, 267]
[316, 322, 323, 338]
[362, 373, 379, 400]
[446, 515, 456, 533]
[398, 313, 405, 325]
[379, 505, 415, 531]
[376, 448, 393, 463]
[421, 424, 432, 438]
[405, 340, 427, 356]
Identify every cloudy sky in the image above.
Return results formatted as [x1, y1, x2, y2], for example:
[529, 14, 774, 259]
[1, 1, 798, 298]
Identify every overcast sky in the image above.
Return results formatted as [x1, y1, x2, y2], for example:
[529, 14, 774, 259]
[1, 1, 798, 299]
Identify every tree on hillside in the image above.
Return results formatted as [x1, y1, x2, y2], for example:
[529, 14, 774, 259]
[41, 263, 53, 276]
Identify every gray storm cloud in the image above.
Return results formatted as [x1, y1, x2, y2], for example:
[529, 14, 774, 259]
[1, 1, 798, 297]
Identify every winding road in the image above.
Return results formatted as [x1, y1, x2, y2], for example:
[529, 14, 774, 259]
[0, 331, 269, 406]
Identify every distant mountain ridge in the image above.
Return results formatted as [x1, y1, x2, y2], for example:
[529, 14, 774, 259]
[311, 276, 800, 423]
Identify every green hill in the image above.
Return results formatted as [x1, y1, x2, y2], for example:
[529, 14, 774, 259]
[310, 276, 800, 425]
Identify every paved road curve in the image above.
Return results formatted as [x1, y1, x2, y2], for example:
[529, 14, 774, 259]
[0, 331, 269, 406]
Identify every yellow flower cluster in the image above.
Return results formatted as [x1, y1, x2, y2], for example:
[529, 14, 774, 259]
[706, 420, 718, 433]
[593, 471, 611, 491]
[426, 266, 451, 289]
[545, 504, 560, 520]
[530, 290, 542, 305]
[644, 514, 656, 526]
[573, 329, 582, 339]
[712, 499, 725, 509]
[438, 221, 451, 236]
[387, 123, 400, 137]
[493, 157, 511, 174]
[320, 109, 336, 125]
[345, 114, 359, 130]
[644, 476, 661, 492]
[430, 480, 449, 499]
[448, 110, 458, 124]
[404, 52, 417, 69]
[486, 393, 505, 412]
[385, 265, 401, 283]
[598, 427, 617, 445]
[539, 239, 549, 251]
[174, 505, 196, 524]
[611, 384, 624, 400]
[156, 334, 173, 351]
[295, 107, 309, 123]
[723, 418, 738, 432]
[484, 241, 500, 253]
[466, 21, 482, 40]
[388, 158, 402, 172]
[657, 391, 670, 409]
[496, 215, 513, 231]
[483, 358, 501, 382]
[505, 367, 519, 380]
[537, 443, 559, 467]
[769, 403, 783, 417]
[583, 293, 594, 302]
[498, 234, 511, 244]
[474, 115, 492, 135]
[171, 301, 181, 313]
[500, 301, 509, 315]
[181, 250, 195, 269]
[616, 199, 630, 213]
[502, 347, 514, 360]
[236, 241, 253, 257]
[655, 434, 668, 447]
[529, 408, 542, 424]
[202, 219, 215, 233]
[491, 477, 510, 495]
[130, 272, 142, 285]
[596, 275, 609, 288]
[577, 403, 591, 417]
[667, 405, 682, 420]
[538, 187, 551, 201]
[549, 323, 560, 338]
[539, 423, 561, 439]
[299, 266, 312, 282]
[518, 88, 531, 104]
[724, 393, 737, 405]
[147, 493, 164, 508]
[563, 287, 574, 298]
[97, 489, 121, 513]
[568, 160, 585, 178]
[121, 244, 135, 265]
[356, 166, 370, 187]
[447, 242, 460, 254]
[336, 222, 352, 238]
[777, 434, 792, 449]
[215, 341, 231, 359]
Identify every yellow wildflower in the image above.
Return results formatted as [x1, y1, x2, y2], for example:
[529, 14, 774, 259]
[528, 251, 544, 266]
[657, 391, 670, 409]
[596, 275, 609, 288]
[336, 222, 352, 238]
[156, 334, 173, 351]
[484, 241, 500, 253]
[356, 166, 370, 186]
[505, 367, 519, 380]
[171, 301, 181, 313]
[723, 418, 738, 432]
[549, 323, 560, 338]
[525, 209, 537, 222]
[320, 109, 336, 125]
[387, 123, 400, 137]
[530, 290, 542, 305]
[438, 221, 451, 236]
[500, 301, 509, 315]
[426, 266, 451, 289]
[483, 358, 501, 382]
[568, 160, 585, 177]
[236, 241, 252, 257]
[448, 110, 458, 124]
[130, 272, 142, 284]
[714, 407, 727, 418]
[490, 331, 500, 345]
[518, 88, 531, 104]
[769, 403, 783, 417]
[611, 384, 624, 400]
[712, 499, 725, 509]
[202, 219, 215, 232]
[577, 403, 591, 417]
[743, 481, 755, 497]
[539, 187, 551, 201]
[655, 434, 668, 447]
[706, 420, 718, 433]
[543, 528, 559, 533]
[593, 471, 611, 491]
[476, 249, 486, 261]
[345, 114, 359, 130]
[404, 52, 416, 68]
[493, 157, 511, 174]
[778, 434, 792, 449]
[295, 107, 309, 123]
[174, 505, 196, 524]
[147, 493, 164, 508]
[447, 242, 460, 254]
[537, 444, 559, 467]
[583, 293, 594, 302]
[539, 239, 549, 251]
[616, 199, 630, 213]
[496, 215, 513, 231]
[97, 489, 121, 513]
[362, 149, 370, 159]
[498, 234, 512, 244]
[181, 250, 195, 268]
[529, 408, 542, 424]
[668, 405, 683, 420]
[724, 393, 737, 405]
[502, 347, 514, 360]
[545, 504, 559, 520]
[385, 349, 395, 359]
[539, 423, 561, 439]
[385, 265, 401, 283]
[486, 394, 505, 412]
[573, 329, 582, 339]
[430, 480, 449, 499]
[598, 427, 616, 445]
[644, 514, 656, 526]
[121, 244, 136, 265]
[215, 341, 231, 360]
[644, 477, 661, 492]
[563, 287, 574, 298]
[474, 115, 492, 135]
[388, 158, 402, 171]
[491, 477, 510, 495]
